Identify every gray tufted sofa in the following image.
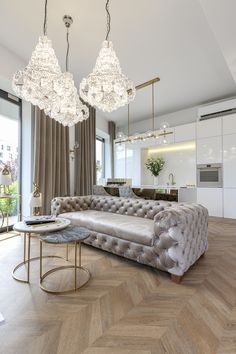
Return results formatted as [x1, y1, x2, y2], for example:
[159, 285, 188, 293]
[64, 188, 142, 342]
[51, 195, 208, 283]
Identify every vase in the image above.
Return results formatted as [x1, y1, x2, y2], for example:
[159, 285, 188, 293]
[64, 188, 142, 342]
[153, 176, 159, 186]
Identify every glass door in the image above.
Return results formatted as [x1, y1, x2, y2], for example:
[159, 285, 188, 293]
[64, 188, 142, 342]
[0, 89, 22, 232]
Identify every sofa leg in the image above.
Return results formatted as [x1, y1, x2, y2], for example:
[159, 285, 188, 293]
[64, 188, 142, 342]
[171, 274, 183, 284]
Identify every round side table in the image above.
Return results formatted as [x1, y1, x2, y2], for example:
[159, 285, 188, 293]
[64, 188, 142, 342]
[12, 218, 70, 283]
[39, 226, 91, 295]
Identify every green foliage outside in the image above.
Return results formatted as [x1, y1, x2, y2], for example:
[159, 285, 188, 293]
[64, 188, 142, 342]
[0, 181, 18, 216]
[145, 157, 165, 177]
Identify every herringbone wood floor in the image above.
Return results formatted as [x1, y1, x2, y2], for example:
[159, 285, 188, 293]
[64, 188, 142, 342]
[0, 217, 236, 354]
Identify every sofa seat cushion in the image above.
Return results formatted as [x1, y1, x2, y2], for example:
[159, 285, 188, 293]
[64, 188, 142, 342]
[59, 210, 154, 247]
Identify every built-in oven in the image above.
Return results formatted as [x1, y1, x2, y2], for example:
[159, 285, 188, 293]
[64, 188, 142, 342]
[197, 163, 223, 188]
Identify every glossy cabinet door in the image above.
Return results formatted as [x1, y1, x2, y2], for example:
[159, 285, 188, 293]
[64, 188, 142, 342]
[174, 123, 196, 143]
[224, 189, 236, 219]
[125, 146, 141, 186]
[197, 188, 223, 217]
[114, 144, 126, 178]
[222, 113, 236, 135]
[223, 134, 236, 188]
[197, 136, 222, 164]
[197, 117, 222, 138]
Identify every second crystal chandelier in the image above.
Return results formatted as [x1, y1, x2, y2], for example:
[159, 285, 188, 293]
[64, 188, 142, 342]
[46, 15, 89, 126]
[80, 0, 136, 112]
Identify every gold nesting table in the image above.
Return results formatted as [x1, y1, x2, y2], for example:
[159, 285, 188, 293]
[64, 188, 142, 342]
[12, 218, 71, 283]
[39, 226, 91, 294]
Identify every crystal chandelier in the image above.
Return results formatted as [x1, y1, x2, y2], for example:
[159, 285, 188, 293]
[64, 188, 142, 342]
[12, 0, 61, 111]
[79, 0, 136, 112]
[46, 15, 89, 126]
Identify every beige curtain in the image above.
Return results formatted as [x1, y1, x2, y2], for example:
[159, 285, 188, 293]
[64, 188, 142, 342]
[33, 107, 70, 214]
[74, 106, 96, 195]
[108, 121, 116, 178]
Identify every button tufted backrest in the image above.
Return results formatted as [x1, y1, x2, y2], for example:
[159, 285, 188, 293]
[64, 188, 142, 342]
[90, 196, 179, 220]
[51, 196, 91, 216]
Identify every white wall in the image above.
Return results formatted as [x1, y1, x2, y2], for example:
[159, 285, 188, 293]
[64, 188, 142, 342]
[141, 142, 196, 187]
[96, 113, 109, 134]
[0, 44, 26, 94]
[117, 106, 198, 136]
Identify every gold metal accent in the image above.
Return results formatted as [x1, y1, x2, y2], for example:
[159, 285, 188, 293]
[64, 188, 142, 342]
[135, 77, 160, 91]
[152, 83, 155, 132]
[32, 182, 40, 198]
[39, 240, 91, 295]
[12, 232, 65, 283]
[0, 163, 11, 194]
[66, 244, 69, 261]
[69, 142, 79, 160]
[75, 242, 77, 290]
[31, 182, 41, 216]
[158, 131, 173, 137]
[2, 164, 10, 176]
[0, 194, 20, 232]
[128, 77, 160, 93]
[27, 233, 31, 283]
[117, 77, 161, 144]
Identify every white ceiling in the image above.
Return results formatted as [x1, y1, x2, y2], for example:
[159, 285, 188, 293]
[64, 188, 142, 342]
[0, 0, 236, 125]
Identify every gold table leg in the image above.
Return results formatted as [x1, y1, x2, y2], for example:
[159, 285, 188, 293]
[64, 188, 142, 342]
[27, 233, 31, 283]
[40, 241, 42, 281]
[23, 233, 26, 263]
[66, 244, 69, 261]
[74, 242, 77, 290]
[12, 233, 66, 284]
[40, 240, 90, 295]
[6, 209, 9, 233]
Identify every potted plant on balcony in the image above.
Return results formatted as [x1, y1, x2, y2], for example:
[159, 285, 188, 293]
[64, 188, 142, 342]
[145, 157, 165, 186]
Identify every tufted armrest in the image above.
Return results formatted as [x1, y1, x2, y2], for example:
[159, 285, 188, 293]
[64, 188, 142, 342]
[153, 204, 208, 276]
[51, 196, 92, 216]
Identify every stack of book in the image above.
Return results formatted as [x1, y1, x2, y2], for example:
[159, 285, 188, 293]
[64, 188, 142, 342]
[24, 215, 56, 226]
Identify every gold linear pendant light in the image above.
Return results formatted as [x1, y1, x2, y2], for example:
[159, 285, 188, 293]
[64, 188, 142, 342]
[116, 77, 173, 145]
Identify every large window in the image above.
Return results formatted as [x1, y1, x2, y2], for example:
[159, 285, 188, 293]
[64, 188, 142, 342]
[96, 136, 105, 184]
[0, 89, 21, 232]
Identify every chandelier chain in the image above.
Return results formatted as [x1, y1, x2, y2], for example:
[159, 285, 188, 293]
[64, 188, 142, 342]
[43, 0, 48, 36]
[105, 0, 111, 41]
[66, 27, 70, 72]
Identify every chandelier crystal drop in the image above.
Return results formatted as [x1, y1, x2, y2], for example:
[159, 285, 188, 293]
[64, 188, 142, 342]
[47, 71, 89, 126]
[79, 0, 135, 112]
[12, 0, 62, 111]
[80, 40, 135, 112]
[46, 15, 89, 126]
[13, 36, 61, 110]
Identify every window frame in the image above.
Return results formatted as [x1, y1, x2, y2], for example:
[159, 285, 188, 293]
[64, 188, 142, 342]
[96, 135, 105, 180]
[0, 89, 22, 232]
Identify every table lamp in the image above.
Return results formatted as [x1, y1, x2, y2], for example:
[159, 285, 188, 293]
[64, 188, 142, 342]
[0, 164, 12, 195]
[30, 182, 42, 216]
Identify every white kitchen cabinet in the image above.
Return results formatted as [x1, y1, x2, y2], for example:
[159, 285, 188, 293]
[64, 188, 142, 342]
[222, 113, 236, 135]
[174, 123, 196, 143]
[125, 146, 141, 185]
[114, 144, 126, 178]
[223, 189, 236, 219]
[197, 136, 222, 164]
[197, 188, 223, 217]
[197, 117, 222, 139]
[179, 188, 197, 203]
[223, 133, 236, 188]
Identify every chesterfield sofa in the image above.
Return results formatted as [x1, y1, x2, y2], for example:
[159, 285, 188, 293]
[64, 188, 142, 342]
[51, 195, 208, 283]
